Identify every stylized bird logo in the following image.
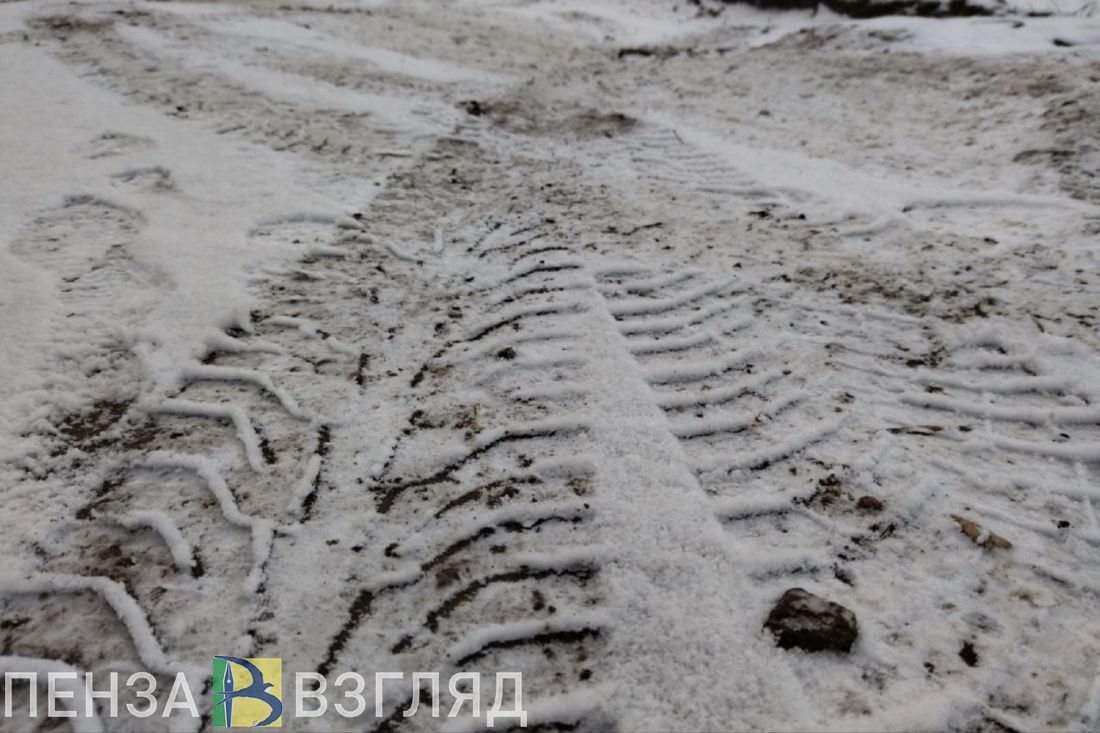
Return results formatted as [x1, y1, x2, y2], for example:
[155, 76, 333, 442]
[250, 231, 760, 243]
[213, 656, 283, 727]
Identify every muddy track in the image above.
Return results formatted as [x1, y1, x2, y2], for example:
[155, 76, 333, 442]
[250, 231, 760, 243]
[3, 1, 1100, 731]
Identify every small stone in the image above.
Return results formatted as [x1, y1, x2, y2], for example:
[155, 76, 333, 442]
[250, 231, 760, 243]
[856, 495, 883, 511]
[496, 347, 517, 360]
[959, 641, 979, 667]
[764, 588, 858, 653]
[950, 514, 1012, 550]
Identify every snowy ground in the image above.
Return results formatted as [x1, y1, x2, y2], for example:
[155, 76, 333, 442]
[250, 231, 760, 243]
[2, 0, 1100, 730]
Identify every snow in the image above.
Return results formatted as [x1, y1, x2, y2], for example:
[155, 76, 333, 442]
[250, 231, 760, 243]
[0, 656, 104, 733]
[0, 41, 350, 413]
[864, 15, 1100, 54]
[116, 24, 456, 135]
[491, 0, 718, 44]
[115, 510, 196, 574]
[648, 110, 1098, 232]
[3, 0, 1100, 729]
[152, 400, 268, 473]
[0, 572, 182, 675]
[0, 2, 29, 34]
[205, 17, 511, 86]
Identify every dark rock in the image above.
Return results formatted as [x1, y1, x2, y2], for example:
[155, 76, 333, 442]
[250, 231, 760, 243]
[959, 641, 979, 667]
[832, 565, 854, 586]
[496, 347, 517, 360]
[856, 495, 884, 511]
[764, 588, 858, 653]
[617, 46, 682, 59]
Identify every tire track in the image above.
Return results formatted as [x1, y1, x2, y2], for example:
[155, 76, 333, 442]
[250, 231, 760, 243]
[4, 2, 1100, 730]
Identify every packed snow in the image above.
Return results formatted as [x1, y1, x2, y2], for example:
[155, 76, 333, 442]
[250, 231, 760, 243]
[1, 0, 1099, 730]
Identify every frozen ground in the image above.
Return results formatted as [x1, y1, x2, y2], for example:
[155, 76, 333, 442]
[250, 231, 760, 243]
[1, 0, 1100, 730]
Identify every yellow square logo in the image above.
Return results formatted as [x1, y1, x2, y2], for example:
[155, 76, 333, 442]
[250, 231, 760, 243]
[212, 657, 283, 727]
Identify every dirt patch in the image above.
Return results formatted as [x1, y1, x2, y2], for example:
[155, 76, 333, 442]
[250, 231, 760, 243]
[712, 0, 996, 17]
[1034, 88, 1100, 201]
[58, 399, 131, 445]
[461, 98, 638, 139]
[29, 15, 114, 35]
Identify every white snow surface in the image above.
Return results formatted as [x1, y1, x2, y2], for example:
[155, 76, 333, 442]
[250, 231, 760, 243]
[2, 0, 1100, 730]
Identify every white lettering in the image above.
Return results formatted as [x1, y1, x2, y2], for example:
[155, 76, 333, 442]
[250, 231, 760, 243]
[294, 672, 327, 718]
[4, 673, 38, 718]
[487, 672, 526, 728]
[374, 672, 403, 718]
[334, 672, 366, 718]
[47, 672, 77, 718]
[404, 672, 440, 718]
[125, 672, 157, 718]
[447, 672, 480, 719]
[84, 671, 118, 719]
[161, 673, 198, 718]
